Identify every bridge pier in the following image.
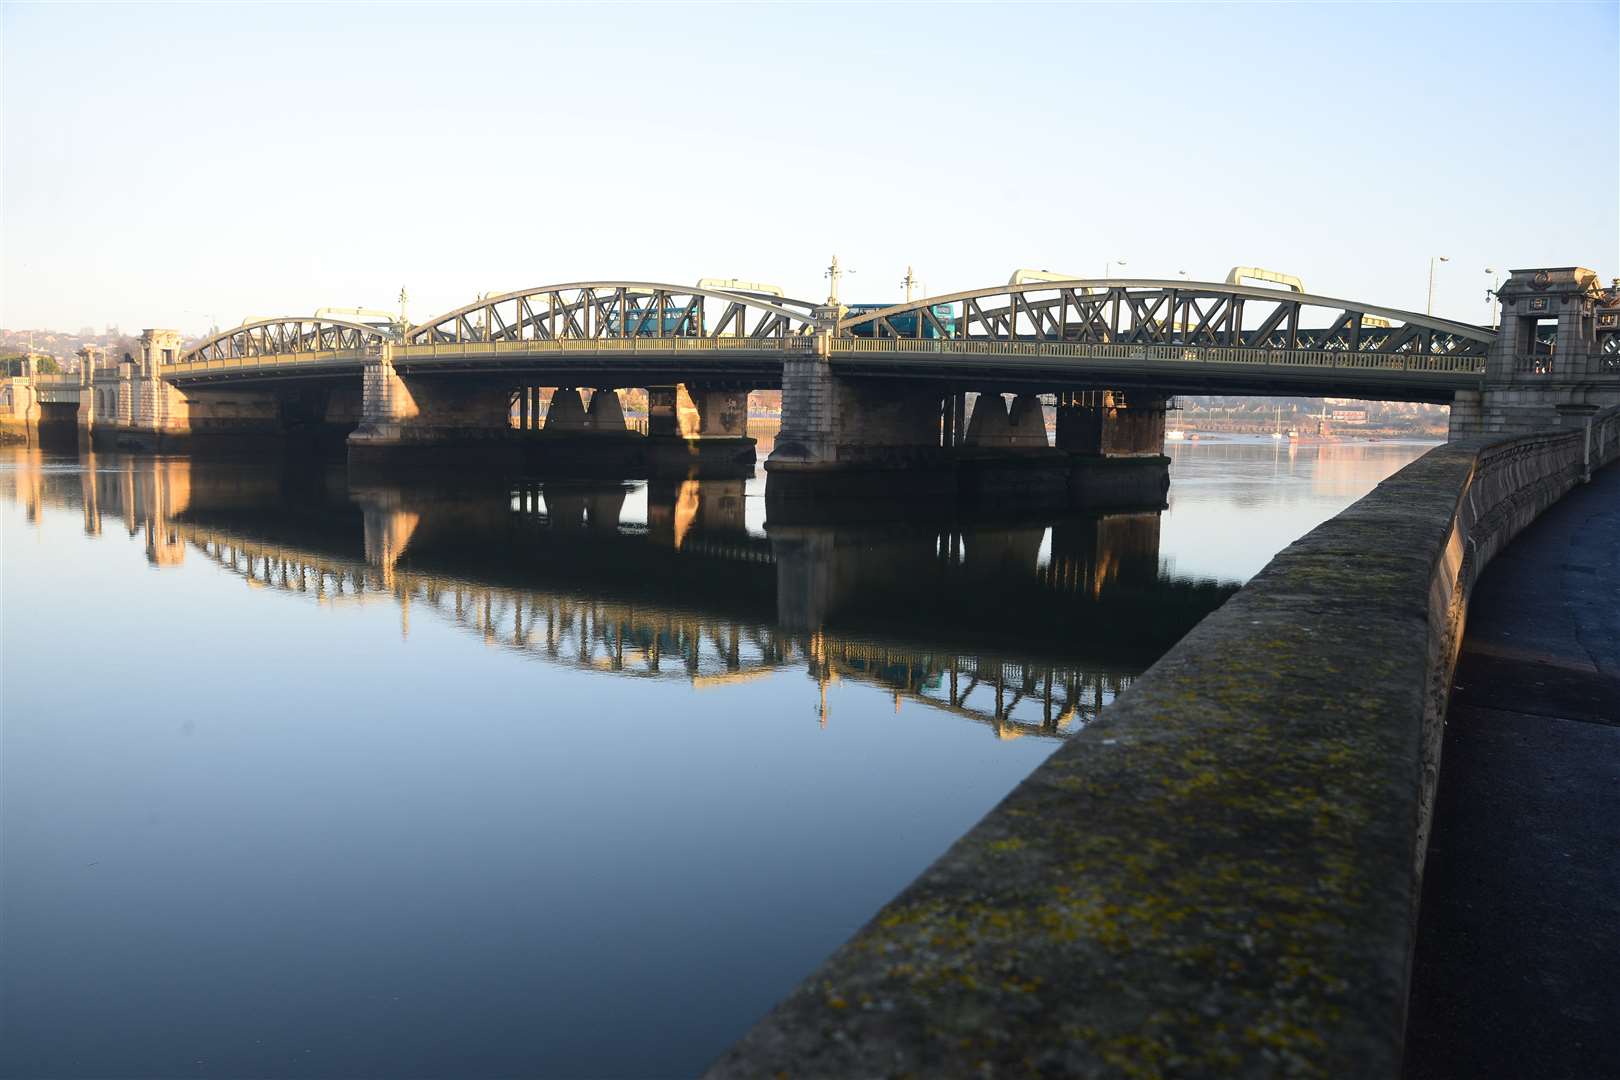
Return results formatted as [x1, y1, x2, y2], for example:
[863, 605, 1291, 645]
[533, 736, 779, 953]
[765, 364, 956, 500]
[348, 344, 521, 468]
[768, 369, 1168, 510]
[515, 383, 754, 477]
[1055, 390, 1170, 508]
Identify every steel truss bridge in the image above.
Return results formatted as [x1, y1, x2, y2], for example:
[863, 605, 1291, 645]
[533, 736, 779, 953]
[130, 278, 1522, 402]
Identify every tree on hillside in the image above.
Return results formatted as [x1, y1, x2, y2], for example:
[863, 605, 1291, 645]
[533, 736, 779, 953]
[0, 354, 61, 376]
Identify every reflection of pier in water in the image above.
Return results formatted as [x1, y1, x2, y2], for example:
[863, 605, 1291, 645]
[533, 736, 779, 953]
[3, 451, 1235, 738]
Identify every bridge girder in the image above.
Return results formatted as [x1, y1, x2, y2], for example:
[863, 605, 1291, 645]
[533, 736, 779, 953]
[406, 282, 820, 346]
[838, 279, 1495, 359]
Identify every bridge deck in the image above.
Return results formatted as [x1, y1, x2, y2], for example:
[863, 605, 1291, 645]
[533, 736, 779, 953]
[145, 335, 1481, 403]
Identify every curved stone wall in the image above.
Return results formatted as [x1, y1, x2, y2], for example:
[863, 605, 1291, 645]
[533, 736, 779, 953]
[707, 408, 1620, 1078]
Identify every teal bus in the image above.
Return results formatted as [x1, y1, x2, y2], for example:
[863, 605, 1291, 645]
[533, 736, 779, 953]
[606, 302, 701, 337]
[845, 302, 956, 339]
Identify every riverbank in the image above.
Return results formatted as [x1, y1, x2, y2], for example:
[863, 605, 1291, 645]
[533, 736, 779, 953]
[708, 418, 1618, 1077]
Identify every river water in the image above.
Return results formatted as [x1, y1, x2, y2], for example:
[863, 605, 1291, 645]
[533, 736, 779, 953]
[1, 436, 1434, 1079]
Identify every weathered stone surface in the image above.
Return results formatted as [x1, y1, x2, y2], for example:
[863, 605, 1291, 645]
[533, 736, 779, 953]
[707, 415, 1620, 1079]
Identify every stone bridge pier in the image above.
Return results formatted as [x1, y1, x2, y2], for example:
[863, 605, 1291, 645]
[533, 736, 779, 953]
[1055, 390, 1171, 506]
[766, 345, 1168, 508]
[349, 345, 757, 475]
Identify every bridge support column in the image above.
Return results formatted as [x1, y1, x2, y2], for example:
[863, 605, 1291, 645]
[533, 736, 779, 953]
[74, 345, 105, 437]
[545, 388, 589, 432]
[1056, 390, 1170, 508]
[348, 343, 518, 469]
[647, 384, 700, 438]
[766, 373, 953, 498]
[584, 388, 628, 432]
[637, 383, 755, 473]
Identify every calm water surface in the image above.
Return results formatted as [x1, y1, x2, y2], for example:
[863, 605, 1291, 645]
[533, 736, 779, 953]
[0, 436, 1434, 1078]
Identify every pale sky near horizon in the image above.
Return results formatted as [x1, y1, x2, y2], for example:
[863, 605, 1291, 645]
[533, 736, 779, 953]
[3, 1, 1616, 336]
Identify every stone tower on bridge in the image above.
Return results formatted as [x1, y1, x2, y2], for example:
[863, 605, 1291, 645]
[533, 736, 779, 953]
[1451, 267, 1620, 437]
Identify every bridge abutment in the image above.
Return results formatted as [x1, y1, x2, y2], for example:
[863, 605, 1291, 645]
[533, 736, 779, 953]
[1450, 267, 1620, 439]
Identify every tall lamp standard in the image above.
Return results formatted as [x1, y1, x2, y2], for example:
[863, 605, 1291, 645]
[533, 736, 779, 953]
[1427, 255, 1450, 315]
[1484, 267, 1501, 329]
[1105, 258, 1127, 279]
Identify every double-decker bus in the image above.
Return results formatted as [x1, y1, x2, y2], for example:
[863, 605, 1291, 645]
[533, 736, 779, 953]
[844, 303, 957, 339]
[605, 302, 701, 337]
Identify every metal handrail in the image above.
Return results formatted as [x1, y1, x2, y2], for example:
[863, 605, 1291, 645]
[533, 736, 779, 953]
[393, 336, 815, 359]
[162, 349, 362, 376]
[827, 337, 1486, 375]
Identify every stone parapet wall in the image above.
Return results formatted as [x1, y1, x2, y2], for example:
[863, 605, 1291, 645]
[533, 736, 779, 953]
[708, 408, 1620, 1079]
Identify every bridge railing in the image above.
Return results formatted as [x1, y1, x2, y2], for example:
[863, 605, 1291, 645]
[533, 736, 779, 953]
[161, 348, 364, 377]
[392, 336, 816, 360]
[828, 337, 1486, 375]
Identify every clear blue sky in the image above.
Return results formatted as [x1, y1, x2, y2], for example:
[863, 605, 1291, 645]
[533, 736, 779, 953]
[4, 1, 1615, 334]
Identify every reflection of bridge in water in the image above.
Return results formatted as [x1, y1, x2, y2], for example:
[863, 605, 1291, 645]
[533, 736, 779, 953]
[3, 450, 1236, 738]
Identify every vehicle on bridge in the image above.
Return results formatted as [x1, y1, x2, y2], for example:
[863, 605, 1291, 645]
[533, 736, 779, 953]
[844, 302, 957, 339]
[604, 301, 702, 337]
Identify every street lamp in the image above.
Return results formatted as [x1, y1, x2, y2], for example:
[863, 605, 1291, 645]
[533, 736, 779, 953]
[826, 255, 855, 305]
[1426, 255, 1450, 316]
[1484, 267, 1501, 329]
[1105, 258, 1127, 279]
[1177, 269, 1189, 280]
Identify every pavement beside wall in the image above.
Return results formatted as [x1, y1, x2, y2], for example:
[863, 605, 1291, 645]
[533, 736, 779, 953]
[1404, 464, 1620, 1080]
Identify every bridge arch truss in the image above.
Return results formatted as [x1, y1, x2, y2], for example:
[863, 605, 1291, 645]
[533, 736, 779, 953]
[179, 317, 396, 365]
[837, 279, 1495, 363]
[405, 282, 819, 346]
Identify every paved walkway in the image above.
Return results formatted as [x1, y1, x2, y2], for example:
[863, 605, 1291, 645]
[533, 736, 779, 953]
[1405, 463, 1620, 1079]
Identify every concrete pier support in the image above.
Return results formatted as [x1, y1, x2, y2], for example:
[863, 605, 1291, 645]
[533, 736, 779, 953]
[545, 388, 589, 432]
[1056, 390, 1170, 507]
[584, 388, 628, 432]
[963, 393, 1012, 446]
[1007, 394, 1049, 447]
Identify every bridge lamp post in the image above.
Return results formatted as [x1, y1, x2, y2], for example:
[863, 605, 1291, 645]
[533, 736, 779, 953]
[1426, 255, 1450, 316]
[825, 255, 854, 306]
[1105, 258, 1127, 279]
[1485, 267, 1501, 329]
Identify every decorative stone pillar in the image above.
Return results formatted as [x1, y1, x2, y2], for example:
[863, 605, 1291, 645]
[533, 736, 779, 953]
[1464, 267, 1620, 435]
[134, 329, 188, 435]
[116, 356, 135, 427]
[76, 345, 102, 431]
[766, 303, 841, 468]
